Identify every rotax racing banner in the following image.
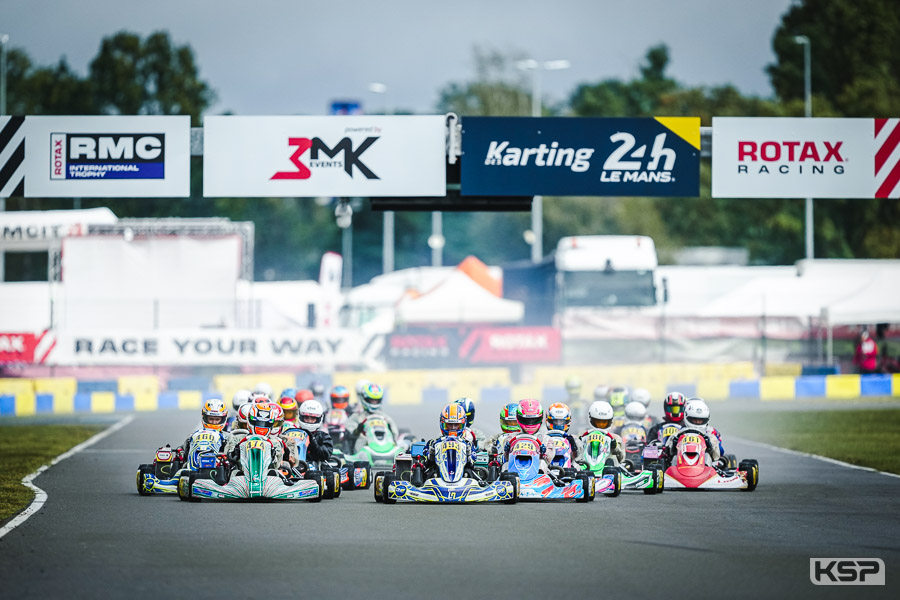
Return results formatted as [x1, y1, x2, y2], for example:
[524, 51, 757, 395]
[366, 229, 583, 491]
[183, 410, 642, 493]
[44, 329, 377, 367]
[0, 116, 191, 198]
[203, 116, 446, 197]
[460, 117, 699, 197]
[386, 326, 561, 368]
[712, 117, 900, 198]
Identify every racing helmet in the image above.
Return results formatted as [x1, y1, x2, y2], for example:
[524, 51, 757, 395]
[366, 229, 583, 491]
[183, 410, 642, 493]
[309, 381, 326, 399]
[235, 403, 252, 430]
[546, 402, 572, 433]
[624, 401, 647, 423]
[684, 399, 710, 428]
[359, 383, 384, 413]
[231, 389, 251, 412]
[565, 376, 581, 397]
[201, 398, 228, 431]
[298, 399, 326, 432]
[663, 392, 687, 423]
[277, 396, 299, 422]
[500, 402, 520, 433]
[440, 403, 468, 437]
[593, 385, 610, 401]
[516, 399, 544, 435]
[608, 387, 629, 415]
[280, 388, 299, 401]
[253, 382, 273, 398]
[454, 397, 476, 426]
[247, 403, 276, 436]
[330, 385, 350, 411]
[632, 388, 652, 408]
[249, 391, 271, 404]
[588, 401, 615, 430]
[355, 379, 371, 399]
[270, 404, 285, 435]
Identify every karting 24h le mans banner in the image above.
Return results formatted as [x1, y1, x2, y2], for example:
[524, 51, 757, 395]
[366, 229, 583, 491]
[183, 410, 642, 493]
[203, 116, 447, 197]
[712, 117, 900, 198]
[460, 117, 700, 197]
[0, 116, 191, 198]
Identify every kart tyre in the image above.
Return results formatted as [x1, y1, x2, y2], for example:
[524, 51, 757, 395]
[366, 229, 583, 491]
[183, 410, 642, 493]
[331, 470, 342, 498]
[499, 472, 519, 504]
[643, 466, 662, 495]
[178, 473, 200, 502]
[576, 474, 595, 503]
[487, 464, 500, 482]
[340, 468, 354, 492]
[305, 471, 325, 502]
[725, 454, 738, 470]
[410, 466, 425, 487]
[137, 464, 154, 496]
[373, 472, 385, 503]
[602, 469, 622, 498]
[739, 460, 759, 492]
[360, 465, 372, 489]
[382, 474, 397, 504]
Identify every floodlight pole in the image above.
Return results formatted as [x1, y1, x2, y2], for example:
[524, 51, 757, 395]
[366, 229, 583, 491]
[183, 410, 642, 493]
[795, 35, 814, 260]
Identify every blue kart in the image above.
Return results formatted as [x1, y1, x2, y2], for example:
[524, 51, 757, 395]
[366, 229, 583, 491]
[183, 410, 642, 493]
[374, 438, 517, 504]
[137, 429, 226, 495]
[505, 435, 597, 502]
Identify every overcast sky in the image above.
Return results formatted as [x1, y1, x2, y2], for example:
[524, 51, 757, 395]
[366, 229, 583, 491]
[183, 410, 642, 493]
[4, 0, 795, 117]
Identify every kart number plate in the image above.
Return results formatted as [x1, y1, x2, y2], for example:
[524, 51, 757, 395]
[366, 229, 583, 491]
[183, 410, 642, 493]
[642, 446, 661, 459]
[284, 430, 309, 442]
[681, 434, 703, 445]
[367, 418, 387, 428]
[195, 433, 217, 442]
[155, 450, 173, 462]
[513, 441, 538, 453]
[246, 439, 266, 450]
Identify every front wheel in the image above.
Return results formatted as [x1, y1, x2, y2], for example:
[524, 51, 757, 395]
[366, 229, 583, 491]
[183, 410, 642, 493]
[576, 474, 595, 502]
[178, 473, 199, 502]
[499, 472, 519, 504]
[739, 460, 759, 492]
[382, 474, 397, 504]
[373, 472, 385, 503]
[136, 464, 153, 496]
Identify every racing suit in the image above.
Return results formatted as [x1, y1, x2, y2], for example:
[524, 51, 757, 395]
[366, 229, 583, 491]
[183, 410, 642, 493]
[541, 431, 582, 465]
[484, 432, 514, 457]
[345, 411, 399, 452]
[462, 426, 486, 451]
[423, 435, 476, 476]
[579, 428, 625, 463]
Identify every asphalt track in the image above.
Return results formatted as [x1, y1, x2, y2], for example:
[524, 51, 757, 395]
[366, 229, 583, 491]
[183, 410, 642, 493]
[1, 401, 899, 599]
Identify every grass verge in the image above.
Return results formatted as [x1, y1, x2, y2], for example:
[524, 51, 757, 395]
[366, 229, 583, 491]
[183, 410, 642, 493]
[0, 425, 104, 524]
[728, 408, 900, 475]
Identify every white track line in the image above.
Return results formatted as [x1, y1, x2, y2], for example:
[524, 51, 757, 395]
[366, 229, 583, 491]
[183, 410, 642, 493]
[734, 436, 900, 480]
[0, 415, 135, 540]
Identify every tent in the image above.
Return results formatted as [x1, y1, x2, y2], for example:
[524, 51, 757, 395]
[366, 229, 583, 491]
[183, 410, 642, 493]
[395, 269, 524, 324]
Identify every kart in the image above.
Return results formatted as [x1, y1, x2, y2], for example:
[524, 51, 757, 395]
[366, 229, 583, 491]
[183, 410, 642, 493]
[325, 408, 351, 453]
[659, 428, 759, 491]
[374, 438, 517, 504]
[617, 422, 649, 472]
[506, 434, 597, 501]
[281, 427, 342, 499]
[178, 434, 324, 501]
[578, 429, 659, 495]
[344, 414, 405, 472]
[136, 429, 225, 495]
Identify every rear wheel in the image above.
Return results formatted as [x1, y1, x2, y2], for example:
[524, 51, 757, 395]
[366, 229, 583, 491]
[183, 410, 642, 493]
[725, 454, 738, 470]
[487, 464, 500, 482]
[739, 460, 759, 492]
[601, 469, 621, 498]
[410, 466, 425, 487]
[136, 464, 153, 496]
[373, 472, 385, 503]
[576, 474, 595, 502]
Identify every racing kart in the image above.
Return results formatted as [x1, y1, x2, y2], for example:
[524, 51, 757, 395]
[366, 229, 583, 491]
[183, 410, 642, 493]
[281, 427, 342, 499]
[374, 439, 517, 504]
[344, 414, 405, 472]
[136, 429, 225, 495]
[506, 434, 597, 501]
[578, 429, 660, 495]
[657, 428, 759, 491]
[654, 422, 738, 470]
[617, 422, 649, 472]
[325, 408, 351, 453]
[178, 434, 325, 502]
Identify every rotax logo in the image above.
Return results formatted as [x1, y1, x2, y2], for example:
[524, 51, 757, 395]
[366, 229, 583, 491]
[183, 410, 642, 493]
[271, 135, 379, 181]
[50, 133, 165, 180]
[737, 140, 845, 176]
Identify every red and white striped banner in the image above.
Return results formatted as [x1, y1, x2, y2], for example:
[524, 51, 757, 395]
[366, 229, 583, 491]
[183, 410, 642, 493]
[875, 118, 900, 198]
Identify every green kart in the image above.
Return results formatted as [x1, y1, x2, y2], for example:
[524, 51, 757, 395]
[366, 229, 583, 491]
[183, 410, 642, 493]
[579, 429, 663, 495]
[342, 415, 405, 472]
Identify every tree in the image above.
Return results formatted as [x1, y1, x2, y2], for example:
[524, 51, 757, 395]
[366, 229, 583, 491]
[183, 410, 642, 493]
[89, 31, 215, 126]
[3, 49, 94, 115]
[436, 47, 535, 116]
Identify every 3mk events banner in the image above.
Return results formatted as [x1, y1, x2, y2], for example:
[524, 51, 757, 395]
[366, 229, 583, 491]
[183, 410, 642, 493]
[0, 116, 191, 198]
[203, 115, 447, 197]
[460, 117, 700, 197]
[712, 117, 900, 198]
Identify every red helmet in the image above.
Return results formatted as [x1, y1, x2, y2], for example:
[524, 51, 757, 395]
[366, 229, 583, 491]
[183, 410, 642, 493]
[663, 392, 687, 423]
[295, 389, 314, 403]
[277, 396, 299, 422]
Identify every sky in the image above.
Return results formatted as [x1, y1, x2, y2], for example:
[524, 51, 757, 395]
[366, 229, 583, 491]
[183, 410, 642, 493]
[3, 0, 795, 116]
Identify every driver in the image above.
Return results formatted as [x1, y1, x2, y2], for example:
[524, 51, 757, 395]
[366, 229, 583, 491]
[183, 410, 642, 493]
[542, 402, 582, 464]
[579, 400, 625, 464]
[454, 397, 486, 450]
[484, 402, 520, 455]
[294, 399, 334, 465]
[345, 382, 398, 451]
[423, 403, 476, 475]
[225, 402, 293, 470]
[175, 399, 230, 459]
[648, 392, 687, 442]
[664, 398, 722, 465]
[502, 399, 545, 464]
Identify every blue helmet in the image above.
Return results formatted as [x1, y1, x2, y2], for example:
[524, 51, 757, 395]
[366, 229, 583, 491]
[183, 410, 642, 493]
[454, 397, 476, 426]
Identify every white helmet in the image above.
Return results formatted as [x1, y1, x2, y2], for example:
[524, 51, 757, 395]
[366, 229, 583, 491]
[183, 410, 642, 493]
[355, 379, 371, 399]
[684, 399, 710, 428]
[593, 385, 610, 401]
[253, 382, 273, 397]
[298, 399, 326, 432]
[632, 388, 651, 408]
[624, 401, 647, 422]
[235, 403, 252, 430]
[232, 389, 251, 412]
[565, 376, 581, 395]
[249, 391, 271, 404]
[588, 401, 614, 430]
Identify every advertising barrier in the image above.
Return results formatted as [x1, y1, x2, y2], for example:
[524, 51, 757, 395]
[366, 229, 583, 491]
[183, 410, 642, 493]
[203, 115, 447, 197]
[0, 116, 191, 198]
[386, 327, 561, 368]
[712, 117, 900, 198]
[461, 117, 700, 197]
